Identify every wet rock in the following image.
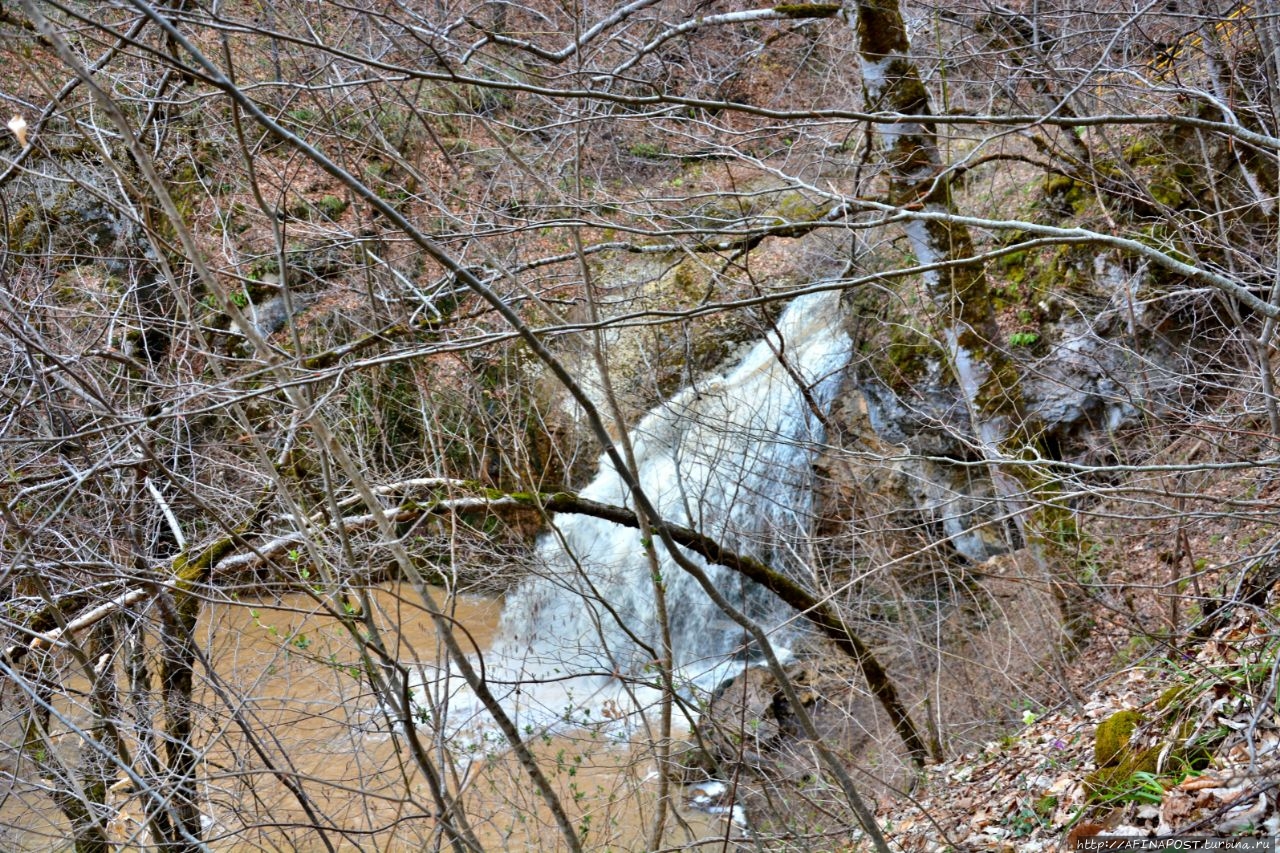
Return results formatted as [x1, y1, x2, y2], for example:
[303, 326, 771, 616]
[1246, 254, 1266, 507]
[681, 779, 750, 833]
[900, 456, 1013, 561]
[849, 251, 1189, 562]
[659, 738, 715, 785]
[698, 661, 873, 778]
[692, 658, 882, 840]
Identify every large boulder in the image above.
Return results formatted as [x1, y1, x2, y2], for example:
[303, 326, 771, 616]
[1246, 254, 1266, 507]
[698, 660, 874, 780]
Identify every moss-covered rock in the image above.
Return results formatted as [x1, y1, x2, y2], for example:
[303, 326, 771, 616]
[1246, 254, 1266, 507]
[1123, 136, 1166, 168]
[1084, 690, 1226, 804]
[1155, 685, 1189, 713]
[1084, 743, 1161, 802]
[1041, 174, 1092, 218]
[1095, 709, 1142, 767]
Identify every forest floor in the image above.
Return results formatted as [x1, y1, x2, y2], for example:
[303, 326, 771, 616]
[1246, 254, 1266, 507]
[872, 440, 1280, 851]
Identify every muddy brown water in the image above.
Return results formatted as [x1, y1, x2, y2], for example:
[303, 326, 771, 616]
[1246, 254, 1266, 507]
[0, 585, 734, 851]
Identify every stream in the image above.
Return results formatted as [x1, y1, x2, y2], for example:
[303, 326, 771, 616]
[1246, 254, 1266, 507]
[0, 290, 849, 850]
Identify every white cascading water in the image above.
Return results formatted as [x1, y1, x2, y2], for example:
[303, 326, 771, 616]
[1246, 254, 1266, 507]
[437, 290, 850, 735]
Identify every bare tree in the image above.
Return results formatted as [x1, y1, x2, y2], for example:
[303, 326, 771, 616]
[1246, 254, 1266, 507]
[1, 0, 1276, 850]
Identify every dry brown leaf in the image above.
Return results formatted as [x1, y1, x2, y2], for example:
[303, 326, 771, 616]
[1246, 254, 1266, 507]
[1179, 774, 1225, 791]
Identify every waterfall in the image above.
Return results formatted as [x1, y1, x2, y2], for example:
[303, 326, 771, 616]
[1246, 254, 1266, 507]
[471, 289, 851, 729]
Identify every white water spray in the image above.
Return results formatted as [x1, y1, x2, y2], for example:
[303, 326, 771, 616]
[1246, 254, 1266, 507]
[438, 290, 850, 734]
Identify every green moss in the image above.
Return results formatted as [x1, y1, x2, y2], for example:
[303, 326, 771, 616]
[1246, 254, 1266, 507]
[1155, 685, 1188, 712]
[460, 82, 511, 116]
[1120, 135, 1202, 213]
[171, 536, 240, 620]
[995, 250, 1028, 289]
[884, 322, 934, 393]
[193, 136, 230, 171]
[1043, 174, 1077, 196]
[1147, 179, 1184, 208]
[768, 192, 829, 228]
[671, 261, 700, 298]
[652, 327, 736, 399]
[168, 163, 200, 223]
[1134, 223, 1192, 265]
[628, 142, 664, 159]
[7, 203, 41, 253]
[1095, 709, 1142, 767]
[971, 339, 1024, 418]
[275, 447, 315, 480]
[1040, 174, 1092, 217]
[773, 4, 841, 18]
[1027, 243, 1091, 295]
[1123, 137, 1166, 168]
[1033, 794, 1058, 818]
[1084, 744, 1161, 802]
[289, 107, 319, 124]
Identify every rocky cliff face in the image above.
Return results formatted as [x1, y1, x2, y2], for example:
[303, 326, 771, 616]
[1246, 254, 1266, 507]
[847, 247, 1192, 562]
[680, 142, 1264, 815]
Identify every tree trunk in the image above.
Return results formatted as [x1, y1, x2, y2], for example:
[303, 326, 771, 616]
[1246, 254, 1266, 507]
[158, 594, 201, 852]
[852, 0, 1026, 450]
[851, 0, 1091, 645]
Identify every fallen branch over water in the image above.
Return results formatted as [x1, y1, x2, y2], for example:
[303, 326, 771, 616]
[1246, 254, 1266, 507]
[526, 491, 932, 766]
[2, 483, 930, 766]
